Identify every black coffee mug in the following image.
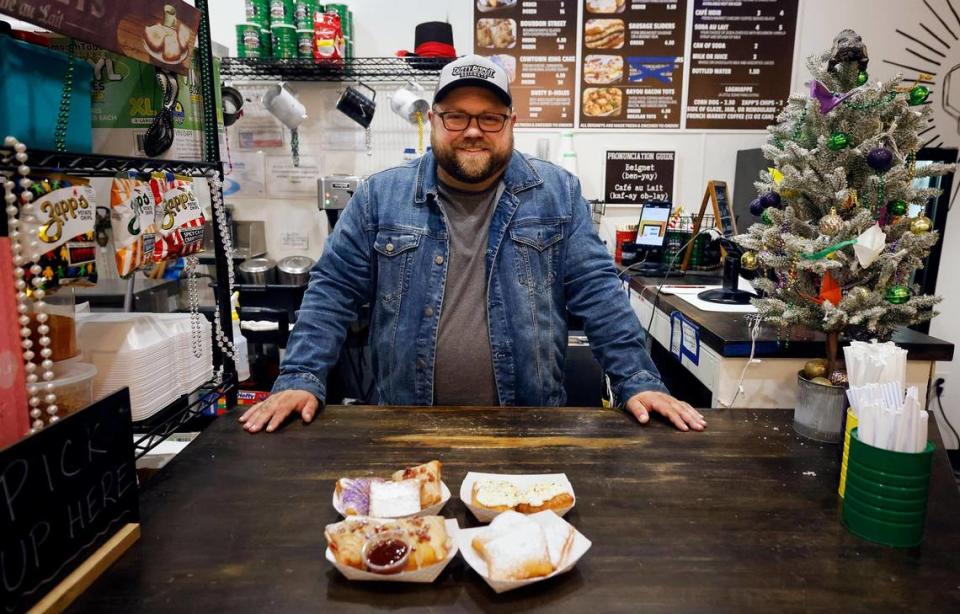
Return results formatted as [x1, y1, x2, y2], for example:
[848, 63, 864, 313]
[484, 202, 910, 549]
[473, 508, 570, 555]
[336, 82, 377, 128]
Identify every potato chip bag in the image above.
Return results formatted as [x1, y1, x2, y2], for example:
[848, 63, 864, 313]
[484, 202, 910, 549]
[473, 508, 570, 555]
[110, 173, 157, 277]
[150, 172, 206, 262]
[19, 173, 97, 291]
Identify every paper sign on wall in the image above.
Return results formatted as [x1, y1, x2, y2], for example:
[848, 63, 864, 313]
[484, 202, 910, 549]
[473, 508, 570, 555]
[265, 156, 320, 198]
[670, 311, 700, 366]
[223, 151, 267, 197]
[279, 231, 309, 250]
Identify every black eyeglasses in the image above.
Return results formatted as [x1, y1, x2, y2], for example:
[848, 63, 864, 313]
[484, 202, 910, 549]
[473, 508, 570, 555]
[433, 108, 511, 133]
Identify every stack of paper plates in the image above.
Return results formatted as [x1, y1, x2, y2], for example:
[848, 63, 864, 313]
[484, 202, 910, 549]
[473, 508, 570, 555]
[77, 313, 213, 421]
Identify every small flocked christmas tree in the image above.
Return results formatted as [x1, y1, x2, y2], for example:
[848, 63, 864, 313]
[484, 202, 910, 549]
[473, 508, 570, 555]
[735, 29, 955, 378]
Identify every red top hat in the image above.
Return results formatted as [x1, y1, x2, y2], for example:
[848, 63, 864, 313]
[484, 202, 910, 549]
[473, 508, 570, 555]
[397, 21, 457, 58]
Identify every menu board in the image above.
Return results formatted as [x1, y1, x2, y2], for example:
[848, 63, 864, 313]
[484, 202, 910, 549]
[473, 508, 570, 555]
[475, 0, 579, 127]
[604, 151, 675, 203]
[579, 0, 687, 129]
[685, 0, 799, 129]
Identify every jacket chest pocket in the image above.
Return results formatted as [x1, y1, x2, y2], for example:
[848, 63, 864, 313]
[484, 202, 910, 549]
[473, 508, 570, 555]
[374, 230, 421, 307]
[509, 221, 563, 291]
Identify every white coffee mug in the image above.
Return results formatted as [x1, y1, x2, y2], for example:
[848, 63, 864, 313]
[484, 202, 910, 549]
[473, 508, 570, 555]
[390, 80, 430, 124]
[262, 83, 307, 130]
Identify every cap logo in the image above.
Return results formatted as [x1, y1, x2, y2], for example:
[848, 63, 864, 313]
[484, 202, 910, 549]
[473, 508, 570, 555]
[452, 64, 496, 80]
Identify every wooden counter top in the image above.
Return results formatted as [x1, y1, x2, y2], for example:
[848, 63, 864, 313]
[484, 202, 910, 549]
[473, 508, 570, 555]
[70, 405, 960, 612]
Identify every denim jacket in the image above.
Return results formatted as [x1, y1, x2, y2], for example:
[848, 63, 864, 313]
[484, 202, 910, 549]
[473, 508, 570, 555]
[271, 150, 668, 406]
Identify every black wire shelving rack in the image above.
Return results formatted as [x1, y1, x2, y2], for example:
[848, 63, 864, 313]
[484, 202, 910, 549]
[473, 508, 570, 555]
[220, 56, 451, 82]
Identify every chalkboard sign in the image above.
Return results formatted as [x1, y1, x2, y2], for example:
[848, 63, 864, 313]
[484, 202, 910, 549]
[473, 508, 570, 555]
[604, 151, 675, 204]
[1, 389, 137, 613]
[681, 180, 735, 271]
[713, 181, 736, 237]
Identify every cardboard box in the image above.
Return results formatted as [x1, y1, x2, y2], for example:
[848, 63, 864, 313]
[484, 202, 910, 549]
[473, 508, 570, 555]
[50, 38, 223, 161]
[212, 390, 270, 416]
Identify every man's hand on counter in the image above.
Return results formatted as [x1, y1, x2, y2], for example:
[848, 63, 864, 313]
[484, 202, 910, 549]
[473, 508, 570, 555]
[239, 390, 320, 433]
[627, 391, 706, 432]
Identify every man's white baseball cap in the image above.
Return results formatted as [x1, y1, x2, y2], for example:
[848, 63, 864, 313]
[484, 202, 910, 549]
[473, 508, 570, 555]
[433, 55, 512, 107]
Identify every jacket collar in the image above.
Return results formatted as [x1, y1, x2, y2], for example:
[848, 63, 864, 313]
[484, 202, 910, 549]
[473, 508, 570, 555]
[415, 149, 544, 204]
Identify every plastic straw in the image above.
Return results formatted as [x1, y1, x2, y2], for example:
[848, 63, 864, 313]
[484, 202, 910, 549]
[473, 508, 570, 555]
[846, 381, 928, 453]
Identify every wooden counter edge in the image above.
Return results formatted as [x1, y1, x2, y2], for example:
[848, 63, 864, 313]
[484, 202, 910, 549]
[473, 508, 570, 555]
[28, 523, 141, 614]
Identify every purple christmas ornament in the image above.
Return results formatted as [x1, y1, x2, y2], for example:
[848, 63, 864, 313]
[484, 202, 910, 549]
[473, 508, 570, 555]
[866, 147, 893, 171]
[749, 198, 765, 216]
[809, 79, 854, 113]
[760, 191, 782, 209]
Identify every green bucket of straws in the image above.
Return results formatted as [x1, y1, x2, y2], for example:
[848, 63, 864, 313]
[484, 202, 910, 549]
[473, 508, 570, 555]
[841, 428, 935, 548]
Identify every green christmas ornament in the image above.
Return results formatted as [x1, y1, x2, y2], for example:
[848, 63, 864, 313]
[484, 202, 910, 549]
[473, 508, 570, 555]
[888, 199, 908, 216]
[857, 70, 868, 86]
[761, 209, 772, 224]
[827, 132, 850, 151]
[908, 85, 930, 106]
[885, 285, 910, 304]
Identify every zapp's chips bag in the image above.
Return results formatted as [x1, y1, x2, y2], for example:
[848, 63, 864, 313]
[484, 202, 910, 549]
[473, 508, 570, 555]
[19, 174, 98, 291]
[150, 172, 206, 261]
[110, 173, 157, 277]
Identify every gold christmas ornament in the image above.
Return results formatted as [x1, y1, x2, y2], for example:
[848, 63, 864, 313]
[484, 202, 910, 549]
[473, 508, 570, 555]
[910, 215, 932, 234]
[740, 251, 759, 271]
[818, 208, 843, 236]
[848, 286, 870, 302]
[781, 188, 799, 199]
[803, 358, 829, 379]
[810, 376, 834, 386]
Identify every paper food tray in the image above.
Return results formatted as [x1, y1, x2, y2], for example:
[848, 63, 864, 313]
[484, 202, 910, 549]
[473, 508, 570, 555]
[325, 518, 459, 583]
[457, 514, 591, 594]
[333, 481, 451, 519]
[460, 472, 575, 523]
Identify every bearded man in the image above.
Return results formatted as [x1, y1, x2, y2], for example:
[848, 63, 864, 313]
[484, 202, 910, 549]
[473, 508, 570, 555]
[240, 55, 705, 434]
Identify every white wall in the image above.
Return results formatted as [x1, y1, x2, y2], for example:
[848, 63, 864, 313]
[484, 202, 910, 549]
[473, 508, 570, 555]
[208, 0, 960, 445]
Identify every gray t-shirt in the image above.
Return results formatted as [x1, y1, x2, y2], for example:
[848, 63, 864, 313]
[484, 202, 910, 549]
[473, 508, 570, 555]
[433, 180, 504, 406]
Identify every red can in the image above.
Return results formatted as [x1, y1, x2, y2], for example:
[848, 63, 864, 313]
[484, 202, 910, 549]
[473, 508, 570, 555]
[615, 226, 638, 263]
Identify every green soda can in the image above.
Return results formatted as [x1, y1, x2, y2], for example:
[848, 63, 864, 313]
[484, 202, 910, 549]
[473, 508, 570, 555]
[236, 23, 262, 58]
[260, 27, 272, 57]
[271, 23, 298, 58]
[270, 0, 295, 25]
[294, 0, 316, 29]
[297, 29, 314, 58]
[245, 0, 270, 29]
